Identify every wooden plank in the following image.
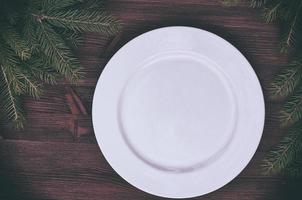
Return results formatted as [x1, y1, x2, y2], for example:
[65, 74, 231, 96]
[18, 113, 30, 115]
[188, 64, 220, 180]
[0, 140, 280, 179]
[2, 114, 94, 143]
[0, 176, 288, 200]
[2, 103, 285, 153]
[4, 94, 286, 151]
[0, 139, 289, 200]
[4, 85, 287, 152]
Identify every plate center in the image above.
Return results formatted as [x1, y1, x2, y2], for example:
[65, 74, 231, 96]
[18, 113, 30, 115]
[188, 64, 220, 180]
[118, 52, 237, 172]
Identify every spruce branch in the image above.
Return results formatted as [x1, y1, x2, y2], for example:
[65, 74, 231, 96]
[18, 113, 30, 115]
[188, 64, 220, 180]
[23, 15, 39, 52]
[66, 32, 83, 48]
[18, 69, 42, 98]
[222, 0, 302, 179]
[35, 22, 82, 82]
[270, 62, 302, 99]
[28, 56, 60, 85]
[40, 0, 84, 10]
[0, 43, 41, 98]
[285, 154, 302, 178]
[280, 89, 302, 126]
[0, 59, 41, 99]
[42, 9, 120, 35]
[59, 29, 83, 48]
[280, 1, 302, 52]
[1, 25, 31, 60]
[250, 0, 267, 8]
[82, 0, 106, 9]
[222, 0, 242, 6]
[263, 2, 282, 23]
[0, 44, 25, 94]
[0, 66, 25, 129]
[0, 0, 120, 128]
[263, 123, 302, 175]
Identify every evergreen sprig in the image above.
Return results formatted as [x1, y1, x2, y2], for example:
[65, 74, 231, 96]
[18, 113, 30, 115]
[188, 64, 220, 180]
[0, 0, 120, 128]
[45, 9, 119, 34]
[280, 89, 302, 126]
[270, 62, 302, 99]
[285, 155, 302, 178]
[223, 0, 302, 178]
[262, 123, 302, 175]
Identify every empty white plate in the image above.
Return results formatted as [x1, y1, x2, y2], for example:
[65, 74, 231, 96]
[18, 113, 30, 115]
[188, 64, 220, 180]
[92, 26, 265, 198]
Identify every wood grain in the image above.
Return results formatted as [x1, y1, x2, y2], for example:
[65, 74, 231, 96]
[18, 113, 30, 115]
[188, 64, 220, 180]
[0, 0, 299, 199]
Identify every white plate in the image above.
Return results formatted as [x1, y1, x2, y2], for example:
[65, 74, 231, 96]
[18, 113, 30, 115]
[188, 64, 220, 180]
[92, 26, 265, 198]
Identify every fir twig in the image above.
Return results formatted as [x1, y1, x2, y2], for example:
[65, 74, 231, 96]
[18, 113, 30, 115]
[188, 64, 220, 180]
[285, 155, 302, 178]
[28, 56, 60, 85]
[0, 0, 119, 128]
[40, 0, 84, 10]
[0, 42, 27, 129]
[280, 1, 302, 52]
[42, 9, 120, 35]
[19, 70, 42, 98]
[263, 123, 302, 175]
[250, 0, 267, 8]
[59, 29, 83, 48]
[270, 62, 302, 99]
[0, 66, 25, 129]
[23, 15, 39, 53]
[263, 2, 282, 23]
[222, 0, 302, 179]
[2, 25, 31, 60]
[0, 44, 24, 94]
[35, 22, 82, 82]
[280, 89, 302, 126]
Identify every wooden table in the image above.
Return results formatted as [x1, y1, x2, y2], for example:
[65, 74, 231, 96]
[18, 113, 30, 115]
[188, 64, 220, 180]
[1, 0, 300, 199]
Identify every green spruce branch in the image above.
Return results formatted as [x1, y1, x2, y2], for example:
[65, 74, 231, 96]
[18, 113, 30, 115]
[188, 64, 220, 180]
[223, 0, 302, 177]
[36, 22, 82, 82]
[2, 25, 31, 60]
[41, 9, 120, 35]
[0, 52, 25, 129]
[280, 89, 302, 126]
[270, 62, 302, 99]
[263, 123, 302, 175]
[0, 0, 120, 129]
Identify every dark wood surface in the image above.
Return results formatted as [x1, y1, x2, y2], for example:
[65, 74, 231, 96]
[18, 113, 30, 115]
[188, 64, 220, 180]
[1, 0, 301, 199]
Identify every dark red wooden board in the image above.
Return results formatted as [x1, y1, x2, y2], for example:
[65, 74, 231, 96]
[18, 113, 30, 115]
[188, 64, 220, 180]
[1, 0, 301, 199]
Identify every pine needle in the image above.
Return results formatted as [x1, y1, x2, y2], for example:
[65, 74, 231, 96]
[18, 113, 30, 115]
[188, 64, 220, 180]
[280, 89, 302, 126]
[35, 22, 82, 82]
[0, 0, 119, 128]
[250, 0, 267, 8]
[222, 0, 302, 179]
[263, 123, 302, 175]
[40, 0, 84, 10]
[277, 0, 302, 52]
[0, 44, 25, 94]
[59, 29, 83, 48]
[222, 0, 242, 7]
[19, 70, 42, 98]
[0, 66, 25, 129]
[28, 56, 60, 85]
[263, 2, 281, 23]
[280, 1, 302, 52]
[23, 15, 39, 53]
[270, 62, 302, 99]
[2, 25, 31, 60]
[285, 154, 302, 178]
[43, 9, 120, 35]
